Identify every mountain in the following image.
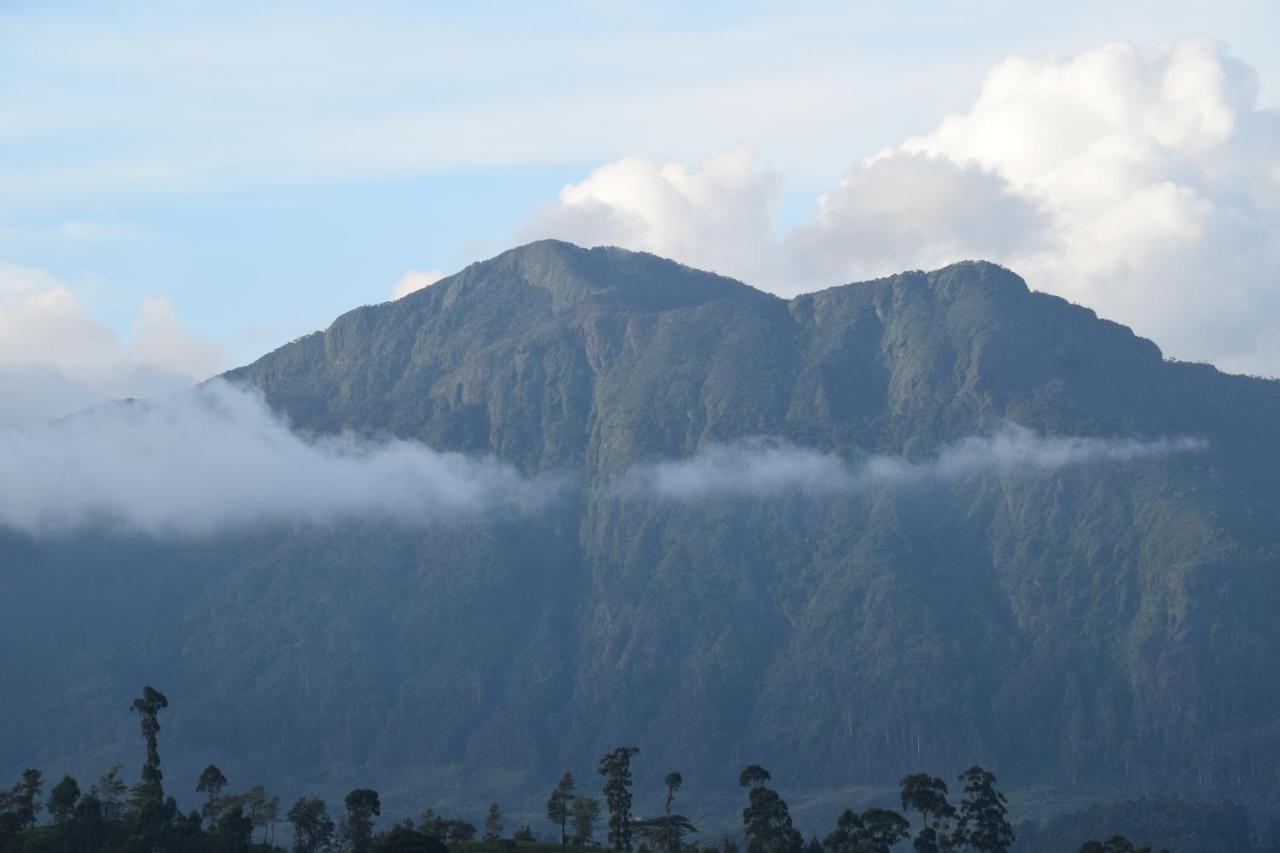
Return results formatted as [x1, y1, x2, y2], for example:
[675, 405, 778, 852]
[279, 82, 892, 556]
[3, 240, 1280, 832]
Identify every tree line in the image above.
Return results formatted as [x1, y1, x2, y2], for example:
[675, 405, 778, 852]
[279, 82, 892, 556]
[0, 686, 1167, 853]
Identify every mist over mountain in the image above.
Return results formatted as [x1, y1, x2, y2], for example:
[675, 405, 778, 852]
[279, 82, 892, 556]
[3, 240, 1279, 833]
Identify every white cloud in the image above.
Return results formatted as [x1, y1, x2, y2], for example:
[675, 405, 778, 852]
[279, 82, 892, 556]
[0, 264, 225, 425]
[522, 150, 782, 287]
[618, 428, 1205, 500]
[392, 269, 445, 300]
[785, 152, 1047, 286]
[0, 381, 559, 536]
[898, 39, 1280, 373]
[524, 39, 1280, 376]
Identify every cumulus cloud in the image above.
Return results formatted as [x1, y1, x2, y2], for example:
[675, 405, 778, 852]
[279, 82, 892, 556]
[521, 149, 782, 287]
[0, 381, 558, 536]
[618, 428, 1205, 500]
[899, 39, 1280, 375]
[392, 268, 445, 300]
[0, 264, 224, 425]
[522, 39, 1280, 377]
[786, 152, 1048, 285]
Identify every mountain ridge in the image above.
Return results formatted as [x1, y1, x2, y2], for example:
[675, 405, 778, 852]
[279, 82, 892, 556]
[5, 241, 1280, 833]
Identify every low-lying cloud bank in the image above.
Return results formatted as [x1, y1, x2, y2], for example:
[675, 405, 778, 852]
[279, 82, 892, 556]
[0, 381, 557, 537]
[618, 429, 1207, 500]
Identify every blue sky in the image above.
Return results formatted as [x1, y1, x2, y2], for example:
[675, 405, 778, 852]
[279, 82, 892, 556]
[2, 1, 1279, 423]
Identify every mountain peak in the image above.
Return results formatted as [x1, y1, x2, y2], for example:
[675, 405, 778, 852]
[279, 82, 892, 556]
[458, 239, 775, 313]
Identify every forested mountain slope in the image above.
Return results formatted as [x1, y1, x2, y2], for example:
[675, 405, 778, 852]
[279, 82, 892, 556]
[3, 240, 1279, 829]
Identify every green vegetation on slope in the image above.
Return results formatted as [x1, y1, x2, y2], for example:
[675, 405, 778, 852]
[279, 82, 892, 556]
[2, 241, 1279, 830]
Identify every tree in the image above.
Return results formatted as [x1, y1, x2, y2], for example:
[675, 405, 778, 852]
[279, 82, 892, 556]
[288, 797, 335, 853]
[197, 764, 229, 824]
[824, 809, 863, 853]
[663, 772, 684, 853]
[547, 771, 577, 849]
[91, 764, 127, 822]
[214, 803, 254, 853]
[859, 809, 911, 853]
[47, 775, 80, 825]
[238, 784, 281, 846]
[67, 794, 106, 852]
[344, 788, 382, 853]
[598, 746, 639, 851]
[634, 816, 699, 852]
[485, 802, 504, 841]
[514, 825, 537, 842]
[130, 685, 169, 814]
[900, 774, 955, 852]
[420, 809, 475, 843]
[740, 766, 799, 853]
[372, 825, 450, 853]
[738, 766, 771, 789]
[572, 796, 602, 846]
[954, 767, 1013, 853]
[7, 769, 43, 830]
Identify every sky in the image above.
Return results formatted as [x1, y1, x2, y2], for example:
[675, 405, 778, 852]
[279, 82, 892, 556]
[2, 1, 1279, 425]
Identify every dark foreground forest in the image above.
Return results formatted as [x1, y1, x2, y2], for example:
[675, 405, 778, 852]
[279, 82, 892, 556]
[0, 687, 1267, 853]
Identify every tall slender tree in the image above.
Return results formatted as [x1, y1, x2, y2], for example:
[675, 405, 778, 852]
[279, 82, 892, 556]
[485, 803, 503, 841]
[900, 774, 955, 853]
[598, 747, 640, 852]
[197, 764, 228, 825]
[663, 772, 684, 853]
[343, 789, 381, 853]
[547, 772, 576, 850]
[740, 765, 800, 853]
[287, 797, 335, 853]
[953, 767, 1013, 853]
[130, 686, 169, 814]
[572, 796, 602, 846]
[9, 770, 43, 831]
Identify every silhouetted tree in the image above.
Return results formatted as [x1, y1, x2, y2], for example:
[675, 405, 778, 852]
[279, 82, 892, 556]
[288, 796, 335, 853]
[67, 793, 106, 852]
[954, 767, 1012, 853]
[91, 764, 126, 822]
[485, 802, 504, 840]
[373, 825, 450, 853]
[130, 686, 169, 814]
[740, 765, 800, 853]
[663, 772, 684, 853]
[572, 795, 602, 846]
[214, 802, 254, 853]
[47, 774, 80, 825]
[197, 763, 229, 824]
[4, 769, 43, 831]
[514, 825, 537, 842]
[635, 816, 699, 852]
[420, 809, 475, 843]
[598, 746, 639, 851]
[864, 808, 913, 853]
[344, 788, 382, 853]
[900, 774, 955, 852]
[548, 771, 577, 849]
[236, 784, 280, 845]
